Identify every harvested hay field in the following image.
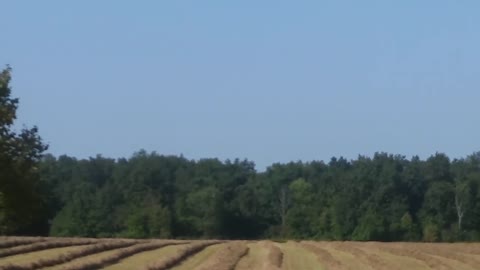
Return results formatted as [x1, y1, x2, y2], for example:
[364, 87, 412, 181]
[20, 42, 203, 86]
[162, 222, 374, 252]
[1, 237, 480, 269]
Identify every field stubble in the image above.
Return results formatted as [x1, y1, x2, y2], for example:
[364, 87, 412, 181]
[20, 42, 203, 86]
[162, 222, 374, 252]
[1, 237, 480, 270]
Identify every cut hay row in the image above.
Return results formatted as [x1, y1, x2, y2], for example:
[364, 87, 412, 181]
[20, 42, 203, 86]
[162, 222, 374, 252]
[0, 239, 98, 258]
[404, 242, 480, 256]
[400, 242, 480, 255]
[194, 241, 249, 270]
[444, 243, 480, 255]
[376, 244, 454, 270]
[0, 237, 44, 241]
[263, 242, 283, 270]
[410, 243, 480, 268]
[0, 240, 138, 270]
[145, 240, 223, 270]
[59, 240, 184, 270]
[0, 238, 47, 249]
[330, 242, 398, 270]
[300, 242, 344, 269]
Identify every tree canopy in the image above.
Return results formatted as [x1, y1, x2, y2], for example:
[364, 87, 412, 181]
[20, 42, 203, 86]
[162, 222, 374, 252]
[37, 151, 480, 242]
[0, 66, 48, 234]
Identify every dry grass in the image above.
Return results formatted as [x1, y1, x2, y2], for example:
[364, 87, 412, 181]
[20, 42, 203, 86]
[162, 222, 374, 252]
[0, 246, 87, 268]
[59, 240, 183, 270]
[0, 240, 139, 270]
[406, 243, 480, 267]
[446, 243, 480, 255]
[145, 240, 222, 270]
[234, 241, 272, 270]
[372, 242, 455, 270]
[301, 241, 344, 269]
[328, 242, 395, 270]
[387, 242, 478, 270]
[169, 244, 223, 270]
[194, 241, 249, 270]
[0, 238, 46, 249]
[3, 237, 480, 269]
[0, 239, 97, 259]
[103, 244, 188, 270]
[256, 241, 283, 270]
[279, 242, 320, 270]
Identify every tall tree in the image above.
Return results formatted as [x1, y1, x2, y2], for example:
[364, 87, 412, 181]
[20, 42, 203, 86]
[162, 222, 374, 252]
[286, 178, 316, 238]
[0, 66, 48, 234]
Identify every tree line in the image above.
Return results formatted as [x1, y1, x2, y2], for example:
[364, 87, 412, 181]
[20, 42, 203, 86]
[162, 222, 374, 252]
[36, 151, 480, 242]
[1, 67, 480, 241]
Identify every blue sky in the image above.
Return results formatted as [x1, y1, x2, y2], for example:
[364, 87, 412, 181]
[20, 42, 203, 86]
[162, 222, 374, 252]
[2, 1, 479, 170]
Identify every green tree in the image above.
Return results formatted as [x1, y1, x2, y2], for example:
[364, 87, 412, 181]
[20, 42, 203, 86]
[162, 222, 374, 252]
[0, 66, 48, 234]
[352, 209, 385, 241]
[49, 184, 96, 236]
[400, 212, 420, 241]
[286, 178, 316, 238]
[420, 181, 456, 241]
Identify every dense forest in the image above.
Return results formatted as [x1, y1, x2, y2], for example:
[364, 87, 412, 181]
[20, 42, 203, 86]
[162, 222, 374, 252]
[2, 67, 480, 242]
[37, 151, 480, 242]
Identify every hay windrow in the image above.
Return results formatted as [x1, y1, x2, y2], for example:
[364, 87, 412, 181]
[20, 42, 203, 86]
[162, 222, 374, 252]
[0, 240, 140, 270]
[194, 241, 249, 270]
[373, 243, 454, 270]
[406, 243, 480, 268]
[2, 238, 480, 269]
[330, 242, 399, 270]
[301, 242, 343, 269]
[144, 240, 223, 270]
[0, 239, 97, 258]
[59, 240, 184, 270]
[0, 238, 47, 249]
[262, 241, 283, 270]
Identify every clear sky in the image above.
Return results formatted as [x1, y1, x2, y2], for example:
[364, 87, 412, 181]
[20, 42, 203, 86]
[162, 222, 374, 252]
[1, 1, 479, 171]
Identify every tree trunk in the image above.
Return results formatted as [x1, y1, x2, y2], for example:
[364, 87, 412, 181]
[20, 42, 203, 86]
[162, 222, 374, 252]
[278, 185, 289, 237]
[455, 193, 464, 231]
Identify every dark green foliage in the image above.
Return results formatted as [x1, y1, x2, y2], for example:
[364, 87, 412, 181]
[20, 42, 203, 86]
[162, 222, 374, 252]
[39, 151, 480, 242]
[0, 67, 48, 235]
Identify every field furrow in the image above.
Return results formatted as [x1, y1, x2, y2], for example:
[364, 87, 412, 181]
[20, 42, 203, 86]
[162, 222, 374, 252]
[193, 241, 249, 270]
[0, 238, 47, 249]
[372, 243, 454, 270]
[0, 245, 90, 268]
[145, 240, 223, 270]
[388, 242, 479, 269]
[0, 239, 98, 259]
[413, 243, 480, 268]
[266, 242, 283, 270]
[301, 241, 349, 269]
[235, 241, 282, 270]
[48, 240, 182, 270]
[1, 237, 480, 269]
[329, 242, 386, 270]
[11, 240, 138, 270]
[103, 243, 189, 270]
[281, 242, 320, 270]
[352, 243, 429, 270]
[169, 245, 222, 270]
